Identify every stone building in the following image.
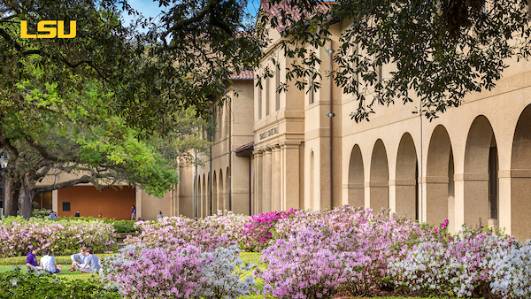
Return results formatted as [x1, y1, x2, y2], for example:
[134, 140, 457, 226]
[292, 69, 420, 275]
[188, 17, 531, 240]
[188, 71, 256, 218]
[3, 6, 528, 239]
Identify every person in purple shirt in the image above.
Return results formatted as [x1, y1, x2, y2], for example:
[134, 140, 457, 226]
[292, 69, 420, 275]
[25, 248, 39, 271]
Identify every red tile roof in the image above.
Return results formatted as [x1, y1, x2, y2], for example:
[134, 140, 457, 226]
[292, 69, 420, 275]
[230, 70, 254, 80]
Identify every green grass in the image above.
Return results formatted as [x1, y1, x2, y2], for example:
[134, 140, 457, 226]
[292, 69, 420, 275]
[0, 254, 113, 280]
[239, 251, 268, 298]
[0, 264, 95, 280]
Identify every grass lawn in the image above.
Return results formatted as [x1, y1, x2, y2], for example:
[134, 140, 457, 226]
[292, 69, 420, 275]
[0, 253, 114, 280]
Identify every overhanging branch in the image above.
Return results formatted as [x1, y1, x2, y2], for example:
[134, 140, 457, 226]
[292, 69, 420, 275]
[33, 175, 94, 193]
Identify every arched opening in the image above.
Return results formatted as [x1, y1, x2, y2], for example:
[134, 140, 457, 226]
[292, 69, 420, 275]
[226, 167, 231, 211]
[218, 170, 224, 213]
[196, 176, 201, 217]
[212, 171, 217, 213]
[370, 139, 389, 212]
[511, 105, 531, 239]
[202, 174, 209, 216]
[464, 116, 498, 228]
[395, 133, 418, 220]
[426, 125, 454, 226]
[348, 145, 364, 208]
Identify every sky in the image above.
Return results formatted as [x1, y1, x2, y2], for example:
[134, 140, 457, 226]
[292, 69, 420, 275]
[123, 0, 261, 25]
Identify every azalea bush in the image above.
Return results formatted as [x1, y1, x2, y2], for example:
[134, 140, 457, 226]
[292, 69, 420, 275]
[489, 240, 531, 298]
[124, 212, 247, 251]
[0, 218, 115, 257]
[260, 206, 424, 298]
[241, 209, 297, 251]
[259, 206, 531, 298]
[390, 226, 531, 298]
[103, 244, 254, 298]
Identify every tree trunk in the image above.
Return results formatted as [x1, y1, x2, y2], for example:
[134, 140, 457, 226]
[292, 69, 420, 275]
[3, 176, 18, 216]
[18, 185, 34, 219]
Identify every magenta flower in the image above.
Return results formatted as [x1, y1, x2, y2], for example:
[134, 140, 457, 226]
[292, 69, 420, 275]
[440, 218, 449, 230]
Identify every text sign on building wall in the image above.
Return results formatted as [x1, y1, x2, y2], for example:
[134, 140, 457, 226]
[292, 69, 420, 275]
[259, 127, 278, 140]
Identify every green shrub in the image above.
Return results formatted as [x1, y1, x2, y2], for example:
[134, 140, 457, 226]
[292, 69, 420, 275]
[108, 220, 137, 234]
[0, 269, 119, 299]
[30, 209, 52, 218]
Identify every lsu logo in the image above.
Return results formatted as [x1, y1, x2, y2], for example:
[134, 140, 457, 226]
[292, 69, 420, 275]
[20, 20, 76, 39]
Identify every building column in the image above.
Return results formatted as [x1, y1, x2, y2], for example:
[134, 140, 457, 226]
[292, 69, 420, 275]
[498, 169, 512, 235]
[364, 181, 371, 210]
[281, 144, 300, 209]
[135, 186, 142, 219]
[253, 151, 263, 214]
[271, 145, 281, 211]
[262, 149, 272, 212]
[52, 190, 58, 213]
[388, 180, 397, 215]
[453, 173, 466, 233]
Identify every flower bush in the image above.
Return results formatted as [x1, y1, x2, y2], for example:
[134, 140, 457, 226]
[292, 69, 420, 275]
[389, 225, 531, 298]
[103, 244, 254, 298]
[489, 240, 531, 298]
[124, 212, 247, 251]
[260, 206, 425, 298]
[259, 206, 530, 298]
[259, 231, 351, 299]
[241, 209, 297, 251]
[200, 245, 256, 298]
[0, 218, 115, 257]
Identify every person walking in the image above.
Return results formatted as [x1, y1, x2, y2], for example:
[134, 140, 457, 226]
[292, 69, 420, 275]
[131, 205, 136, 220]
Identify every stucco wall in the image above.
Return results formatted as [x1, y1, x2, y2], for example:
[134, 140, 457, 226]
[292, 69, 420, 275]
[57, 186, 135, 219]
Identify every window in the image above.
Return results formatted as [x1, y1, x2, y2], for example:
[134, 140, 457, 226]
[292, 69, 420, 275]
[275, 68, 281, 111]
[62, 201, 71, 212]
[258, 85, 262, 119]
[265, 77, 270, 116]
[33, 191, 52, 210]
[309, 76, 315, 104]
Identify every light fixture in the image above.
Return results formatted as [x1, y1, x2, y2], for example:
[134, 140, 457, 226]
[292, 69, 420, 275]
[326, 111, 336, 118]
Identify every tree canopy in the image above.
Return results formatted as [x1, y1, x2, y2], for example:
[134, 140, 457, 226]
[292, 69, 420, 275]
[0, 0, 208, 217]
[256, 0, 531, 120]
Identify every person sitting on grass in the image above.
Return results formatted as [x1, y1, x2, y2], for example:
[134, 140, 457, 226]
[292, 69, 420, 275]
[40, 249, 61, 274]
[78, 248, 101, 273]
[25, 247, 39, 271]
[70, 246, 88, 271]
